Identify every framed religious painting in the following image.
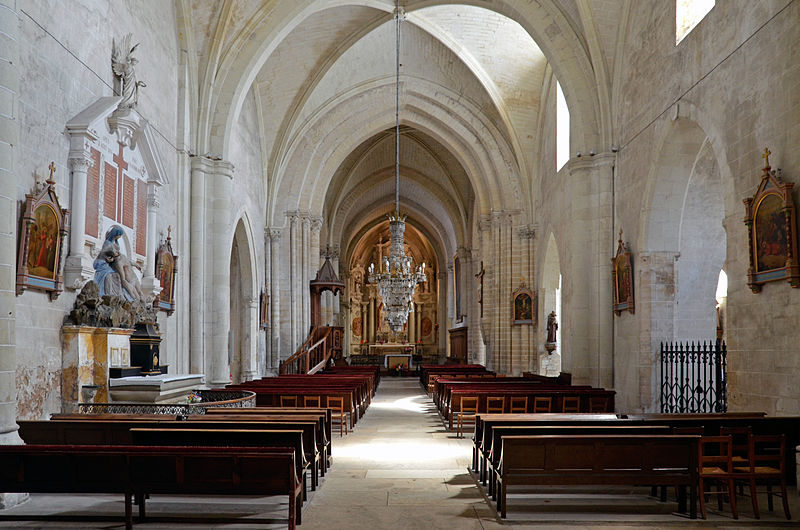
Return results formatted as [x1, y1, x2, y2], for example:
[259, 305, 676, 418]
[155, 227, 178, 314]
[743, 148, 800, 292]
[259, 289, 269, 329]
[511, 281, 535, 325]
[16, 164, 70, 300]
[612, 229, 634, 315]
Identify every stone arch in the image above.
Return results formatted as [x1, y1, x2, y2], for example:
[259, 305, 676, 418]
[270, 78, 520, 225]
[641, 116, 726, 342]
[229, 213, 259, 383]
[201, 0, 606, 170]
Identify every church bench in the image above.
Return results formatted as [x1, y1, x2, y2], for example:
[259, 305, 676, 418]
[495, 434, 699, 519]
[204, 407, 332, 452]
[129, 428, 310, 500]
[483, 424, 673, 496]
[439, 382, 598, 414]
[0, 444, 301, 530]
[187, 416, 328, 477]
[471, 413, 620, 472]
[20, 419, 321, 492]
[232, 387, 359, 428]
[447, 389, 616, 429]
[472, 413, 800, 486]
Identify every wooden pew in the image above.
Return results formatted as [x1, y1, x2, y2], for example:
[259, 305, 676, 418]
[472, 413, 620, 474]
[484, 425, 673, 496]
[496, 434, 699, 519]
[0, 444, 301, 529]
[447, 388, 616, 429]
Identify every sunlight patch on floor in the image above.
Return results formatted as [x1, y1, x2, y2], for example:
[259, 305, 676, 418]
[369, 395, 430, 413]
[335, 440, 471, 463]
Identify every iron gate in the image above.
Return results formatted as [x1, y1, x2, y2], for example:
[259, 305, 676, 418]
[660, 340, 727, 413]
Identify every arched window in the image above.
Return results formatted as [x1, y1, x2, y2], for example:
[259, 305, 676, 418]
[556, 81, 569, 171]
[715, 269, 728, 303]
[676, 0, 715, 44]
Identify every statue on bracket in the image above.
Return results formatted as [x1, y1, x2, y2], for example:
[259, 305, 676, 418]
[155, 227, 177, 314]
[16, 162, 70, 300]
[111, 34, 146, 110]
[94, 225, 145, 302]
[612, 228, 634, 315]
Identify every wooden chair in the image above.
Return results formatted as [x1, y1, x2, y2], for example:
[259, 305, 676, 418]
[456, 396, 479, 438]
[733, 434, 791, 520]
[326, 396, 348, 437]
[533, 396, 552, 413]
[720, 425, 751, 495]
[280, 395, 298, 407]
[562, 396, 580, 413]
[698, 435, 738, 519]
[509, 396, 527, 413]
[486, 397, 505, 414]
[304, 395, 321, 408]
[589, 396, 609, 413]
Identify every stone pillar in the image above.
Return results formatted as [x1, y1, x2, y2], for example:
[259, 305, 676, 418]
[309, 217, 322, 324]
[243, 297, 258, 381]
[288, 212, 298, 348]
[564, 154, 614, 388]
[269, 228, 281, 370]
[301, 215, 311, 334]
[367, 297, 374, 343]
[139, 183, 162, 299]
[208, 160, 234, 387]
[0, 0, 25, 509]
[189, 157, 208, 374]
[66, 156, 90, 262]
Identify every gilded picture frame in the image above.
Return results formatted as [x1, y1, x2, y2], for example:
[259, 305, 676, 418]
[743, 148, 800, 292]
[511, 282, 534, 325]
[16, 166, 70, 300]
[612, 229, 634, 315]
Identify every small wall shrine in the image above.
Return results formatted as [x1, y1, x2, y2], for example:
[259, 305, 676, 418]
[16, 163, 70, 300]
[743, 148, 800, 292]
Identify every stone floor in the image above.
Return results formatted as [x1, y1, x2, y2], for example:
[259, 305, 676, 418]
[0, 377, 798, 528]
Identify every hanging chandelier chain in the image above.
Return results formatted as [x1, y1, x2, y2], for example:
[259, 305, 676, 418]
[368, 1, 425, 334]
[395, 2, 401, 216]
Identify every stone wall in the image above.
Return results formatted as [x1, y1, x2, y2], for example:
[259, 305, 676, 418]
[14, 0, 180, 419]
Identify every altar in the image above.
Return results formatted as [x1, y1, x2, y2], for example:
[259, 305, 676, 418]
[368, 343, 412, 356]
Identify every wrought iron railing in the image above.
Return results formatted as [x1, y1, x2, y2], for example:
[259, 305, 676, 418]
[660, 340, 727, 413]
[77, 389, 256, 415]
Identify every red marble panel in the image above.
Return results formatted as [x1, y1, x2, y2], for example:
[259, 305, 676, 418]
[85, 148, 100, 238]
[103, 162, 117, 220]
[122, 175, 134, 229]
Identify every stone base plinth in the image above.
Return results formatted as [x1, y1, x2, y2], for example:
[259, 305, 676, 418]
[108, 374, 205, 403]
[62, 326, 134, 412]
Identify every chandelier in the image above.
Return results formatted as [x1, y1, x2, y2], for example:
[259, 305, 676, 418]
[368, 3, 426, 333]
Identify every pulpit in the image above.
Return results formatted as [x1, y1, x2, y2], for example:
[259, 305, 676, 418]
[449, 326, 468, 363]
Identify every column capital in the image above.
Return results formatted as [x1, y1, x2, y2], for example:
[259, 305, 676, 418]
[516, 225, 536, 240]
[267, 227, 282, 242]
[69, 155, 93, 173]
[310, 216, 323, 233]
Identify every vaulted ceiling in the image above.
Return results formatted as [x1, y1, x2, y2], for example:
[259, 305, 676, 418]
[179, 0, 624, 262]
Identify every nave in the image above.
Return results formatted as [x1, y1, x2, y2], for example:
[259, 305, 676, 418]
[1, 378, 798, 528]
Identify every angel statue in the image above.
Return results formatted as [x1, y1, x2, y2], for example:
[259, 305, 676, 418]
[112, 34, 146, 109]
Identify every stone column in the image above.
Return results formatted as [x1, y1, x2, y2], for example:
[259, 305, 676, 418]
[189, 157, 209, 374]
[66, 156, 91, 263]
[287, 212, 298, 348]
[269, 228, 281, 370]
[309, 217, 322, 324]
[0, 0, 25, 509]
[367, 297, 374, 343]
[243, 297, 258, 381]
[564, 154, 614, 387]
[139, 183, 162, 299]
[301, 215, 311, 334]
[208, 160, 234, 387]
